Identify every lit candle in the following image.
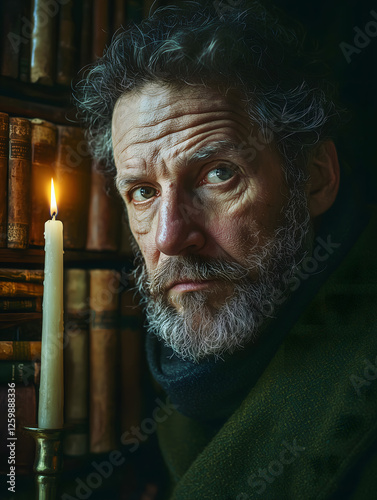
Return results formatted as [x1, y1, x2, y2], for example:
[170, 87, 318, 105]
[38, 179, 64, 429]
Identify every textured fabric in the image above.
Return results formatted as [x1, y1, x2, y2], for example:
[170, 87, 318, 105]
[150, 203, 377, 499]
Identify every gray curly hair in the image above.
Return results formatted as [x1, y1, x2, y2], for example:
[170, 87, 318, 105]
[74, 0, 341, 188]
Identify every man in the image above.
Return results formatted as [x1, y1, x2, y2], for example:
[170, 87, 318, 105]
[75, 1, 377, 498]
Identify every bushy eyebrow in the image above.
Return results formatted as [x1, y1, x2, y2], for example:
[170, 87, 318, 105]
[116, 175, 144, 192]
[185, 140, 241, 164]
[115, 140, 241, 193]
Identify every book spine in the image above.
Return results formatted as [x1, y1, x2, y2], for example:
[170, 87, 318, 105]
[113, 0, 127, 31]
[64, 268, 89, 456]
[92, 0, 110, 59]
[30, 119, 57, 247]
[0, 297, 42, 312]
[0, 341, 41, 360]
[0, 268, 44, 283]
[7, 117, 32, 249]
[55, 125, 91, 250]
[79, 0, 93, 68]
[0, 361, 40, 384]
[19, 0, 31, 82]
[0, 0, 21, 79]
[89, 269, 120, 453]
[0, 112, 9, 248]
[56, 0, 76, 86]
[0, 281, 43, 297]
[30, 0, 58, 85]
[86, 161, 121, 251]
[120, 288, 143, 434]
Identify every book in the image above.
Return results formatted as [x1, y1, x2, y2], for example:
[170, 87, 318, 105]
[0, 0, 22, 79]
[86, 160, 121, 251]
[55, 125, 91, 249]
[19, 0, 31, 82]
[89, 269, 120, 453]
[29, 118, 57, 247]
[0, 281, 43, 298]
[79, 0, 93, 69]
[0, 269, 44, 283]
[0, 361, 40, 385]
[57, 0, 77, 86]
[120, 288, 143, 434]
[30, 0, 58, 85]
[0, 341, 41, 360]
[0, 385, 36, 475]
[92, 0, 110, 59]
[7, 117, 32, 249]
[113, 0, 127, 31]
[64, 268, 89, 456]
[0, 112, 9, 248]
[0, 298, 42, 313]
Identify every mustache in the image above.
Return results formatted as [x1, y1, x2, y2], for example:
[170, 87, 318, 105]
[147, 255, 251, 296]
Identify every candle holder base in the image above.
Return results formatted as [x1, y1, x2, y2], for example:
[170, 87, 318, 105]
[23, 427, 64, 500]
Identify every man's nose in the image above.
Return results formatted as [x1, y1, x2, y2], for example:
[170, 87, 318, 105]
[155, 193, 206, 256]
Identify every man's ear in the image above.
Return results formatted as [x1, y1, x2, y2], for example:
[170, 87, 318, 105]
[306, 141, 340, 218]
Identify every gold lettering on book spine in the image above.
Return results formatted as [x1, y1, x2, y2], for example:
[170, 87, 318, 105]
[7, 118, 31, 249]
[7, 223, 29, 249]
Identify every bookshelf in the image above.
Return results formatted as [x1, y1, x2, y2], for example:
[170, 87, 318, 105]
[0, 1, 157, 499]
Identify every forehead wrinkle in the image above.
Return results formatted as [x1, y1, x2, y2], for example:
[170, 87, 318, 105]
[122, 118, 249, 152]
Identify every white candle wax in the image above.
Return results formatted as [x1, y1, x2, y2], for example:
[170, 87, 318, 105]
[38, 216, 64, 429]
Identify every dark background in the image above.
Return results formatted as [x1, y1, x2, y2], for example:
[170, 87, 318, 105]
[269, 0, 377, 203]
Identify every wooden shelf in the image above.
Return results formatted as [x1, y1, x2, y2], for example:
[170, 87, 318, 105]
[0, 248, 133, 268]
[0, 313, 42, 324]
[0, 76, 76, 124]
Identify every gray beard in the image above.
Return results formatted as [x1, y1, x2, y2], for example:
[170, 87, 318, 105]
[132, 185, 312, 363]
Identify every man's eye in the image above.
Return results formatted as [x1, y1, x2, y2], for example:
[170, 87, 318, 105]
[205, 165, 236, 184]
[131, 186, 156, 201]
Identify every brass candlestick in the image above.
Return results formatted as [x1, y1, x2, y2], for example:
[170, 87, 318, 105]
[24, 427, 64, 500]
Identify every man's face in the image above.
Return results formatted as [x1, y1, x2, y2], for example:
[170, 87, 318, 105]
[112, 83, 310, 361]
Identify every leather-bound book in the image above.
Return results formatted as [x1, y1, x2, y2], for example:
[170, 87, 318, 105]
[0, 361, 40, 385]
[86, 161, 121, 251]
[19, 0, 31, 82]
[7, 117, 31, 249]
[0, 341, 41, 361]
[89, 269, 120, 453]
[55, 126, 91, 249]
[30, 119, 57, 247]
[0, 112, 9, 248]
[0, 269, 44, 283]
[0, 297, 42, 313]
[30, 0, 58, 85]
[57, 0, 76, 86]
[0, 0, 21, 78]
[120, 288, 143, 435]
[92, 0, 110, 59]
[0, 281, 43, 298]
[64, 268, 89, 456]
[113, 0, 127, 31]
[80, 0, 93, 69]
[0, 385, 36, 475]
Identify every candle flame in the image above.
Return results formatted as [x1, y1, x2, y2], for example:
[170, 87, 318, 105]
[50, 179, 58, 218]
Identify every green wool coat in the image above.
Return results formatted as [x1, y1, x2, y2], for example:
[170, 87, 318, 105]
[156, 207, 377, 500]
